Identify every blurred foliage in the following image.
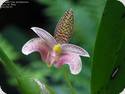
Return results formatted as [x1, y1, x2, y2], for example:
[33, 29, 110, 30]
[0, 34, 20, 61]
[0, 46, 42, 94]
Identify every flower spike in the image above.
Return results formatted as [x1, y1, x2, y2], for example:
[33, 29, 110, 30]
[54, 9, 74, 44]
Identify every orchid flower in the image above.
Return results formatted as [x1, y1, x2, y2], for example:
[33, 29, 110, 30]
[22, 9, 90, 75]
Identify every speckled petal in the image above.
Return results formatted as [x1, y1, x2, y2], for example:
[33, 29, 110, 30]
[31, 27, 57, 46]
[55, 53, 82, 75]
[62, 44, 90, 57]
[22, 38, 49, 61]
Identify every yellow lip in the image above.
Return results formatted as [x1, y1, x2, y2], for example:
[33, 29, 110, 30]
[53, 44, 62, 54]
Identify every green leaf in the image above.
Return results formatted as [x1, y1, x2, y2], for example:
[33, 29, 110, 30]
[0, 34, 20, 61]
[91, 0, 125, 94]
[17, 76, 41, 94]
[0, 47, 41, 94]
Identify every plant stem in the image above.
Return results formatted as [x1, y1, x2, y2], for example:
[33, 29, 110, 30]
[64, 71, 77, 94]
[0, 46, 41, 94]
[0, 47, 21, 77]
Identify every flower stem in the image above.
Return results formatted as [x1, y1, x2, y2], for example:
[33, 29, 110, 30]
[64, 71, 77, 94]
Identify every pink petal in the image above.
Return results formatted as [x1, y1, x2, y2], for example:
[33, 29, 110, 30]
[31, 27, 57, 46]
[62, 44, 90, 57]
[22, 38, 50, 61]
[55, 53, 82, 75]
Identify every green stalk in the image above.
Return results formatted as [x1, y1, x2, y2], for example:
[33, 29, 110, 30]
[0, 46, 41, 94]
[0, 47, 21, 77]
[64, 71, 77, 94]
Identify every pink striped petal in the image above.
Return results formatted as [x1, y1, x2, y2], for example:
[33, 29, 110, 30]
[22, 38, 50, 61]
[31, 27, 57, 46]
[62, 44, 90, 57]
[55, 53, 82, 75]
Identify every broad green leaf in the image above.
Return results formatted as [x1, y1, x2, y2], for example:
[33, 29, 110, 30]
[91, 0, 125, 94]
